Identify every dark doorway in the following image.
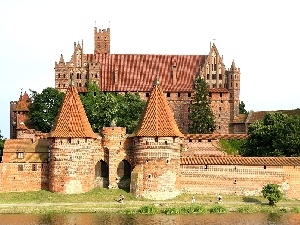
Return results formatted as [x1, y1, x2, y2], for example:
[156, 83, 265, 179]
[95, 160, 109, 188]
[117, 160, 131, 191]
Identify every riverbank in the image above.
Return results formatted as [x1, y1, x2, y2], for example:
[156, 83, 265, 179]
[0, 189, 300, 214]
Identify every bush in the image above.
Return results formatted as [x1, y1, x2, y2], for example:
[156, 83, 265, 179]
[137, 205, 158, 214]
[209, 205, 228, 213]
[261, 183, 283, 206]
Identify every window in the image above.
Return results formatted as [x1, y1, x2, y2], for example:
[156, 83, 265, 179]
[146, 93, 149, 97]
[207, 74, 210, 80]
[18, 164, 24, 171]
[32, 164, 37, 171]
[208, 139, 211, 142]
[17, 152, 24, 159]
[209, 93, 212, 98]
[167, 92, 170, 97]
[188, 93, 191, 97]
[178, 93, 181, 97]
[220, 93, 222, 98]
[189, 139, 192, 143]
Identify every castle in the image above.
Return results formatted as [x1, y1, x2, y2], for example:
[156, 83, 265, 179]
[2, 27, 300, 199]
[53, 27, 240, 135]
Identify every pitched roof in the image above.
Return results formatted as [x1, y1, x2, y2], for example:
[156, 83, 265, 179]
[14, 91, 31, 112]
[86, 54, 205, 92]
[48, 85, 97, 138]
[247, 109, 300, 124]
[232, 114, 248, 123]
[132, 81, 183, 137]
[181, 157, 300, 166]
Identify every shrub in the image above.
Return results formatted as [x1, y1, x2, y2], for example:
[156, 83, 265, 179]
[137, 205, 158, 214]
[209, 205, 228, 213]
[261, 183, 283, 206]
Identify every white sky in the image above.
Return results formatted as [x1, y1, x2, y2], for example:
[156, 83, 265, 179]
[0, 0, 299, 138]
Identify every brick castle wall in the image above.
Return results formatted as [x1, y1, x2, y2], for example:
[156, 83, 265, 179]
[179, 164, 300, 199]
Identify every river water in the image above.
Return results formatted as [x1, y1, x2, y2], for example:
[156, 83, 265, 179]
[1, 213, 300, 225]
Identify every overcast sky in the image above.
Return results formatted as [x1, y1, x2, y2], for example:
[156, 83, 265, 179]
[0, 0, 299, 138]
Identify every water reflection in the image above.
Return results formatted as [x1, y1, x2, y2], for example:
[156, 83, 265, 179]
[0, 213, 300, 225]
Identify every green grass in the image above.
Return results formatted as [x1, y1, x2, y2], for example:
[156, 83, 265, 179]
[0, 189, 300, 214]
[219, 139, 246, 155]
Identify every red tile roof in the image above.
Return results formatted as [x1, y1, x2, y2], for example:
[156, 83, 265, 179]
[232, 114, 248, 123]
[87, 54, 205, 92]
[180, 157, 300, 166]
[14, 91, 31, 111]
[247, 109, 300, 124]
[48, 85, 97, 138]
[132, 81, 183, 137]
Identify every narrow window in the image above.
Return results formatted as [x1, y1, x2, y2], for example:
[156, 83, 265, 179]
[18, 164, 24, 171]
[208, 139, 211, 142]
[167, 92, 170, 97]
[220, 93, 222, 98]
[189, 139, 192, 143]
[32, 164, 37, 171]
[264, 165, 266, 169]
[188, 93, 191, 97]
[146, 93, 149, 97]
[17, 152, 24, 159]
[178, 93, 181, 97]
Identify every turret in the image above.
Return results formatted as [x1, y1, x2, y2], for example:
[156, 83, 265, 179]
[48, 80, 97, 194]
[94, 27, 110, 54]
[131, 78, 183, 199]
[227, 60, 241, 121]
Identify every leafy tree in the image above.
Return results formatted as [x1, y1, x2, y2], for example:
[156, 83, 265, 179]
[261, 183, 283, 206]
[80, 82, 119, 132]
[116, 92, 146, 134]
[80, 82, 145, 133]
[239, 101, 248, 114]
[188, 76, 215, 133]
[241, 112, 300, 156]
[0, 130, 5, 159]
[27, 88, 65, 133]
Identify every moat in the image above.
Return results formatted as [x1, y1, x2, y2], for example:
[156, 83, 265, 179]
[1, 213, 300, 225]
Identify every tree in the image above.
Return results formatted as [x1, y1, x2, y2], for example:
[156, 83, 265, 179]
[239, 101, 248, 114]
[116, 92, 146, 134]
[0, 130, 5, 159]
[261, 183, 283, 206]
[241, 112, 300, 156]
[80, 82, 119, 132]
[188, 76, 215, 133]
[27, 88, 65, 133]
[80, 82, 145, 133]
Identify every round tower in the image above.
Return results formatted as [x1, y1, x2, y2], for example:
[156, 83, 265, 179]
[131, 79, 183, 199]
[48, 84, 97, 194]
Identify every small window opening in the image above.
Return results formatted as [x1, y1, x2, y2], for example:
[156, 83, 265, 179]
[167, 92, 170, 97]
[264, 165, 266, 169]
[146, 93, 149, 97]
[18, 164, 24, 171]
[178, 93, 181, 97]
[148, 174, 151, 178]
[165, 141, 168, 145]
[198, 139, 202, 142]
[188, 93, 191, 97]
[155, 137, 158, 142]
[32, 164, 37, 171]
[208, 139, 211, 142]
[189, 139, 192, 143]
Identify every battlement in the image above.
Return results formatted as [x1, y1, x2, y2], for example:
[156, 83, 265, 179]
[184, 133, 248, 141]
[94, 27, 110, 33]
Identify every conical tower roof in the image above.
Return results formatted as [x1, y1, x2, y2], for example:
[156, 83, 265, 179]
[48, 85, 97, 138]
[132, 79, 183, 137]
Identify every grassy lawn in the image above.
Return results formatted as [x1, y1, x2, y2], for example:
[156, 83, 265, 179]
[0, 189, 300, 214]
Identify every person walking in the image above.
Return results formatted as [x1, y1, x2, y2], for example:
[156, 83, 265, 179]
[191, 195, 195, 203]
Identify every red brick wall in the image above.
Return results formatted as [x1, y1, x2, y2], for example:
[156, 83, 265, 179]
[0, 163, 48, 192]
[179, 164, 300, 199]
